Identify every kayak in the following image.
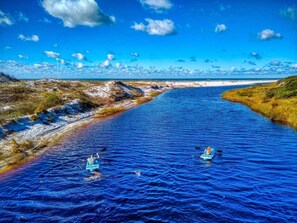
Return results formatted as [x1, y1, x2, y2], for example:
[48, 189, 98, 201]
[86, 159, 99, 171]
[200, 147, 216, 160]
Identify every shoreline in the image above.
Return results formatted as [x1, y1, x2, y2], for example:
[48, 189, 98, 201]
[0, 80, 275, 175]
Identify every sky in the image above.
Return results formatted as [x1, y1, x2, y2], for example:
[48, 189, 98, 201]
[0, 0, 297, 79]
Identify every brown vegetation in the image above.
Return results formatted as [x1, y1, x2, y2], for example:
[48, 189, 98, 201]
[222, 76, 297, 130]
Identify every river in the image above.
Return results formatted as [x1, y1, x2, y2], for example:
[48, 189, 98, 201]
[1, 86, 297, 222]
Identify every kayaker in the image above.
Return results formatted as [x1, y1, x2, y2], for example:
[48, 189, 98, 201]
[87, 154, 95, 165]
[206, 146, 212, 155]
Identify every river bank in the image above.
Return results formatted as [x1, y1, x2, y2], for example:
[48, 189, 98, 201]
[0, 79, 274, 174]
[222, 76, 297, 131]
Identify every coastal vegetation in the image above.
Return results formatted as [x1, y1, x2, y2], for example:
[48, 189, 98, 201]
[0, 80, 92, 124]
[136, 97, 153, 105]
[149, 91, 162, 97]
[0, 78, 149, 125]
[222, 75, 297, 130]
[96, 107, 126, 117]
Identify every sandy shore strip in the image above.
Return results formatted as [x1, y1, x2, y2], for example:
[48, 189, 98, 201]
[0, 80, 276, 174]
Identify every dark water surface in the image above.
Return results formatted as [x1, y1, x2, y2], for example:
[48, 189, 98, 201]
[1, 86, 297, 222]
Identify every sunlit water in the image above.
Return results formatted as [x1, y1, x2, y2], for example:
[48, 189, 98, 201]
[1, 86, 297, 222]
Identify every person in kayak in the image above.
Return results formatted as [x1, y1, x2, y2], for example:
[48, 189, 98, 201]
[206, 146, 212, 155]
[87, 153, 100, 165]
[87, 154, 95, 165]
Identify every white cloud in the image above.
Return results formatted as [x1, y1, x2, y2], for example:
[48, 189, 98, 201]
[131, 52, 140, 57]
[44, 51, 60, 58]
[215, 24, 227, 33]
[56, 58, 67, 65]
[18, 12, 29, 22]
[18, 55, 29, 59]
[42, 0, 115, 28]
[76, 62, 84, 68]
[115, 62, 122, 69]
[18, 34, 39, 42]
[140, 0, 173, 12]
[291, 64, 297, 69]
[72, 53, 85, 60]
[0, 10, 14, 26]
[4, 46, 12, 50]
[258, 29, 282, 40]
[101, 60, 111, 68]
[131, 18, 176, 36]
[39, 18, 52, 23]
[107, 53, 115, 61]
[251, 52, 262, 60]
[280, 7, 297, 20]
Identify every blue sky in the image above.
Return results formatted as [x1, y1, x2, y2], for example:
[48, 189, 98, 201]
[0, 0, 297, 79]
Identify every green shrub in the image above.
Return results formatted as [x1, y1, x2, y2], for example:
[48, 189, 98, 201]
[34, 93, 63, 114]
[266, 76, 297, 99]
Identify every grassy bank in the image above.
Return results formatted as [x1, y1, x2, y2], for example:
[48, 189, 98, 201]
[221, 76, 297, 130]
[0, 80, 97, 124]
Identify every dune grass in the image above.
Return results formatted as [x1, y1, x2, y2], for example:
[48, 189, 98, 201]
[149, 91, 162, 97]
[221, 75, 297, 130]
[136, 97, 153, 105]
[0, 80, 97, 124]
[97, 106, 126, 117]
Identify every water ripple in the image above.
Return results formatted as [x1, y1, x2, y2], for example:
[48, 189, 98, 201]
[1, 86, 297, 222]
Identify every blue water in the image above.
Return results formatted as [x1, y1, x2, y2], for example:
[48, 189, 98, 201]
[1, 86, 297, 222]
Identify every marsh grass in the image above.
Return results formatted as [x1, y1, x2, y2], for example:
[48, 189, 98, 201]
[136, 97, 152, 105]
[222, 76, 297, 130]
[95, 107, 126, 118]
[149, 91, 162, 97]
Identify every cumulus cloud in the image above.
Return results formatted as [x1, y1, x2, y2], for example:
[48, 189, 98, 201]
[42, 0, 115, 28]
[131, 18, 176, 36]
[0, 10, 14, 26]
[291, 64, 297, 69]
[115, 62, 123, 69]
[280, 7, 297, 20]
[56, 58, 67, 65]
[18, 55, 29, 59]
[250, 52, 262, 60]
[76, 62, 84, 68]
[215, 24, 227, 33]
[44, 51, 60, 58]
[140, 0, 173, 12]
[107, 53, 115, 61]
[101, 59, 111, 68]
[72, 53, 85, 60]
[258, 29, 282, 40]
[269, 60, 281, 66]
[18, 34, 39, 42]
